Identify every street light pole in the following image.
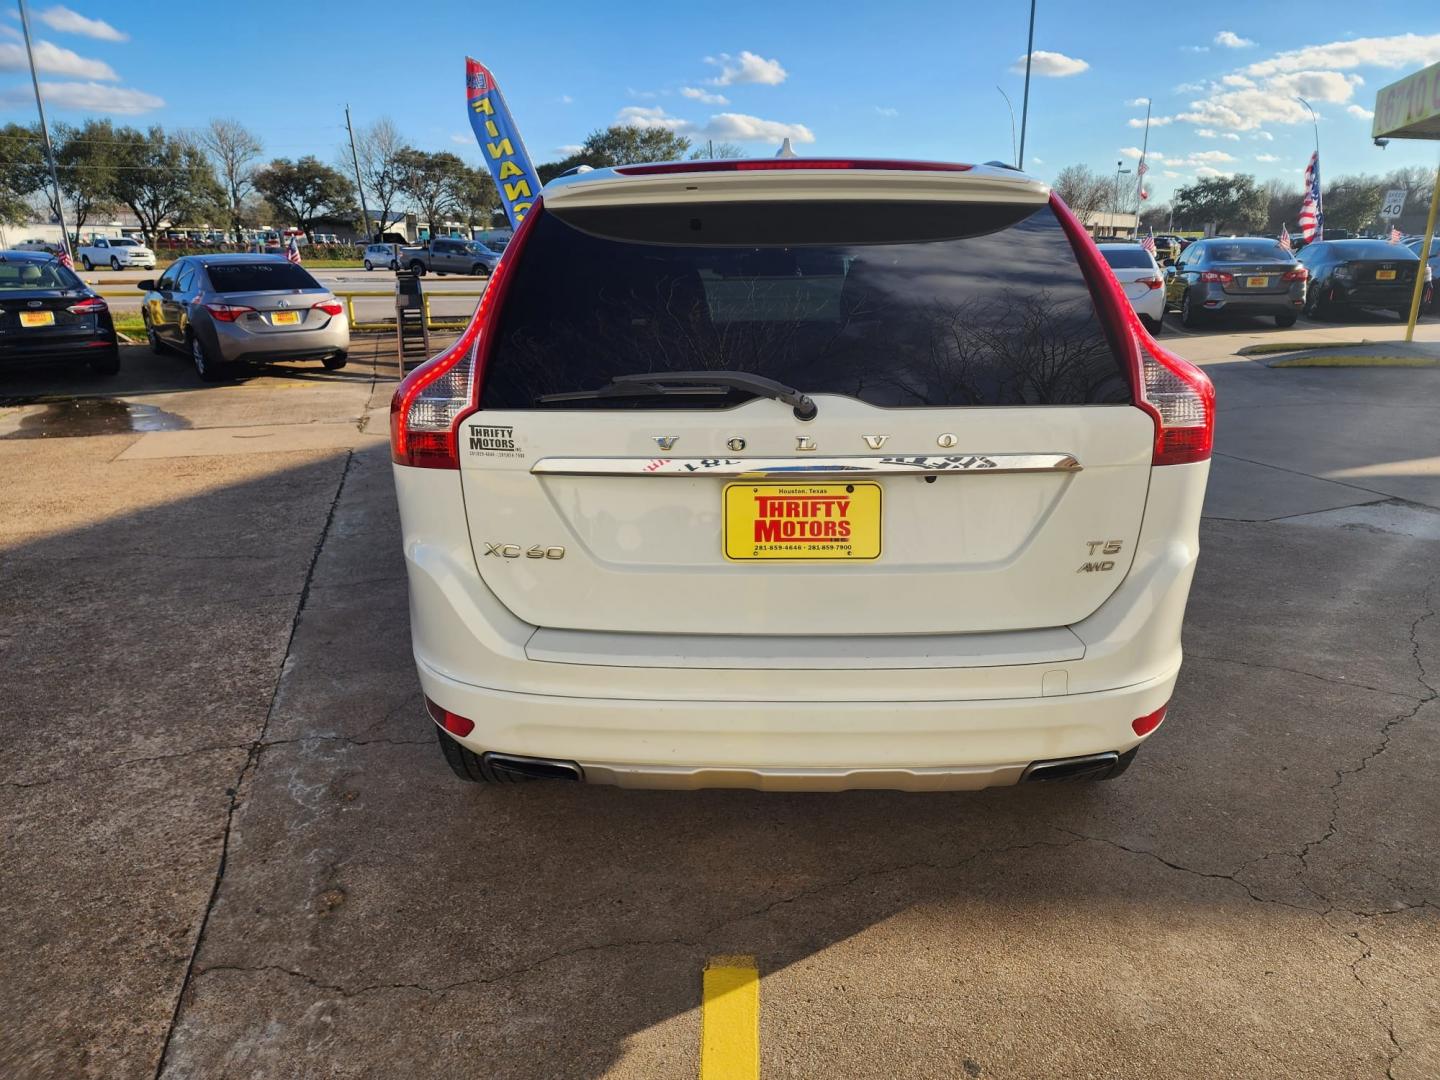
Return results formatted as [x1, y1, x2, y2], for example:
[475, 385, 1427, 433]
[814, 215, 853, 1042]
[1113, 161, 1131, 236]
[1017, 0, 1036, 170]
[17, 0, 72, 264]
[996, 86, 1018, 168]
[1296, 96, 1322, 236]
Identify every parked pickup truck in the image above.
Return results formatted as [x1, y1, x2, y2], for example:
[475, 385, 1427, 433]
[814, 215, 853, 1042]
[400, 237, 499, 277]
[78, 236, 156, 271]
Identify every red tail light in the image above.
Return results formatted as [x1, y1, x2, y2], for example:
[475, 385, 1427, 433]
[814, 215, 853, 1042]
[425, 696, 474, 737]
[1050, 193, 1215, 467]
[1132, 703, 1168, 737]
[312, 300, 345, 316]
[614, 159, 974, 176]
[1281, 267, 1308, 282]
[1141, 276, 1164, 290]
[66, 297, 108, 315]
[204, 302, 254, 323]
[391, 201, 544, 469]
[1198, 271, 1233, 283]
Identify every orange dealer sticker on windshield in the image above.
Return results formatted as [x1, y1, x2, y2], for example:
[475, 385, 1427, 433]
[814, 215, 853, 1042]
[723, 482, 881, 560]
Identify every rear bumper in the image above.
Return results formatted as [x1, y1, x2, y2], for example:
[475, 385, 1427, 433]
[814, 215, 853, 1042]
[0, 336, 117, 364]
[206, 317, 349, 364]
[1201, 286, 1303, 315]
[1328, 283, 1416, 307]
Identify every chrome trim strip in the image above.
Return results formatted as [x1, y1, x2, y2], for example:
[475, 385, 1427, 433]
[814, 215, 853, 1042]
[576, 760, 1030, 792]
[531, 453, 1081, 478]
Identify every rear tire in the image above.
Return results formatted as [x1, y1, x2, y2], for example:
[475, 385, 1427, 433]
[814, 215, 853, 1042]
[145, 315, 164, 354]
[470, 263, 491, 278]
[1275, 313, 1297, 328]
[409, 261, 425, 276]
[1141, 314, 1163, 337]
[81, 256, 93, 271]
[364, 259, 373, 271]
[190, 332, 226, 382]
[388, 259, 399, 270]
[88, 347, 120, 375]
[435, 726, 539, 784]
[110, 256, 121, 271]
[1180, 290, 1205, 328]
[321, 351, 347, 370]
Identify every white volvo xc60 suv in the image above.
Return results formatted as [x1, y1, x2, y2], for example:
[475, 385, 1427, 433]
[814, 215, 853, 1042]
[389, 159, 1214, 791]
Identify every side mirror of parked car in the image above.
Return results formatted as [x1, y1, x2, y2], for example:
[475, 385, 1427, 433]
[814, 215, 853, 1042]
[136, 279, 156, 292]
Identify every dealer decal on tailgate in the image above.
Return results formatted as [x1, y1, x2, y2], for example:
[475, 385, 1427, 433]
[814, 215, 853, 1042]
[723, 483, 882, 561]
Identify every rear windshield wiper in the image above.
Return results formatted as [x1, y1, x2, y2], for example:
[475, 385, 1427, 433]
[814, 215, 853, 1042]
[536, 371, 818, 419]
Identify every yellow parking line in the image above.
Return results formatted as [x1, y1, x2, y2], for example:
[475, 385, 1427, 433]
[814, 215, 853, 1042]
[701, 955, 759, 1080]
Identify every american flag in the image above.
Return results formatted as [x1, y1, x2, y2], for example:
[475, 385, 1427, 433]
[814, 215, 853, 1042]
[1298, 151, 1323, 242]
[1137, 158, 1150, 202]
[286, 236, 302, 264]
[1279, 224, 1293, 252]
[1389, 226, 1403, 244]
[57, 248, 74, 269]
[1139, 228, 1157, 256]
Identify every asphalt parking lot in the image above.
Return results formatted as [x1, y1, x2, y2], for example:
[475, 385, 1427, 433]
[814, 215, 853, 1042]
[2, 313, 1439, 1078]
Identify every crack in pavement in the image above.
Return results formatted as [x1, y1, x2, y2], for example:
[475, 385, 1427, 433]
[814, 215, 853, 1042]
[1185, 652, 1422, 699]
[151, 449, 356, 1080]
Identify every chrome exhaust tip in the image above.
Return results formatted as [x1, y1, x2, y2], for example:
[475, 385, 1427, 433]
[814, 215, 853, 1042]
[481, 752, 584, 782]
[1019, 751, 1121, 783]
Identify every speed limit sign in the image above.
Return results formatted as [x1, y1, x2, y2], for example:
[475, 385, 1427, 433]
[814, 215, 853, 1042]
[1379, 189, 1408, 219]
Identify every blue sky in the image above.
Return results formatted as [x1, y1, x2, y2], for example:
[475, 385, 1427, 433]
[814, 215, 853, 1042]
[2, 1, 1438, 203]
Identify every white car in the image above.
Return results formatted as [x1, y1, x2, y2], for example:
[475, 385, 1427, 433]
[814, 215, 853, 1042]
[363, 243, 400, 271]
[390, 159, 1214, 791]
[79, 236, 156, 271]
[1098, 243, 1166, 335]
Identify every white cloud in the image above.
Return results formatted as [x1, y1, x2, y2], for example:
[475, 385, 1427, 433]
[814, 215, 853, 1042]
[1269, 70, 1363, 102]
[449, 133, 469, 145]
[1215, 31, 1255, 49]
[1221, 74, 1255, 87]
[1196, 128, 1217, 137]
[559, 94, 573, 104]
[0, 79, 161, 113]
[1244, 33, 1440, 77]
[555, 144, 583, 156]
[1119, 146, 1148, 160]
[1251, 130, 1274, 141]
[1173, 80, 1206, 93]
[0, 38, 117, 80]
[681, 86, 729, 105]
[1347, 104, 1375, 119]
[36, 5, 127, 41]
[1195, 165, 1233, 178]
[1010, 50, 1089, 77]
[613, 105, 815, 144]
[1255, 153, 1280, 162]
[1127, 96, 1150, 106]
[1162, 170, 1183, 179]
[1220, 131, 1240, 140]
[702, 112, 814, 143]
[1188, 149, 1237, 162]
[705, 50, 787, 86]
[873, 105, 898, 117]
[1128, 115, 1173, 127]
[1031, 157, 1044, 164]
[616, 105, 691, 132]
[1182, 45, 1210, 54]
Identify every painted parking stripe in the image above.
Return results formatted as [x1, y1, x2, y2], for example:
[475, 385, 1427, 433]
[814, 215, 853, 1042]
[701, 955, 759, 1080]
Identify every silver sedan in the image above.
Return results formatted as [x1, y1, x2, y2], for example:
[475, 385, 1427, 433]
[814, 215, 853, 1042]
[139, 253, 349, 381]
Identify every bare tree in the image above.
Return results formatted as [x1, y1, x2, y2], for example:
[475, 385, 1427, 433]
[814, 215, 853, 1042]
[1051, 164, 1110, 227]
[199, 118, 263, 241]
[351, 118, 411, 241]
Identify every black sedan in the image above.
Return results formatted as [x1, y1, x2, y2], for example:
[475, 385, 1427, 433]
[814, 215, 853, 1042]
[1296, 239, 1425, 320]
[0, 251, 119, 374]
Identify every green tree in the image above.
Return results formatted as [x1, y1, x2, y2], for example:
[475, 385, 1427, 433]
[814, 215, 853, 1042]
[199, 118, 263, 241]
[1322, 174, 1384, 234]
[254, 155, 355, 241]
[537, 125, 693, 182]
[0, 122, 48, 224]
[51, 120, 120, 237]
[395, 149, 468, 237]
[1172, 174, 1266, 234]
[106, 126, 223, 246]
[453, 166, 500, 232]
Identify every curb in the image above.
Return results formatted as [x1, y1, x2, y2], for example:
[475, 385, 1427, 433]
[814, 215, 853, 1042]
[1238, 340, 1370, 356]
[1266, 354, 1439, 368]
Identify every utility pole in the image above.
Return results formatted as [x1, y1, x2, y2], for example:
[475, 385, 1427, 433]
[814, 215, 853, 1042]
[996, 87, 1018, 167]
[345, 105, 374, 243]
[1112, 161, 1132, 236]
[17, 0, 72, 263]
[1017, 0, 1036, 170]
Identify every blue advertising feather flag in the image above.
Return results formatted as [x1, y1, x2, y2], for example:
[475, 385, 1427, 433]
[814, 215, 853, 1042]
[466, 57, 541, 228]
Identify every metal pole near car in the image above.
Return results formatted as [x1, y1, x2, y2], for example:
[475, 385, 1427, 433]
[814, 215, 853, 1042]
[345, 105, 374, 244]
[17, 0, 72, 265]
[1016, 0, 1036, 170]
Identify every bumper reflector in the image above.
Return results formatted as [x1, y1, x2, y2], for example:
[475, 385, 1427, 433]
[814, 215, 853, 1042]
[1132, 704, 1168, 738]
[425, 696, 475, 738]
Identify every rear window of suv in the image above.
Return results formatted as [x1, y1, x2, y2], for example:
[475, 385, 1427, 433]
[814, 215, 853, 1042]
[204, 262, 319, 292]
[480, 200, 1132, 410]
[1100, 247, 1154, 269]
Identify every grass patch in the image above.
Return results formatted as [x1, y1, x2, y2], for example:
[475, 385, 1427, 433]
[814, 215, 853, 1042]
[1268, 354, 1438, 368]
[1237, 340, 1370, 356]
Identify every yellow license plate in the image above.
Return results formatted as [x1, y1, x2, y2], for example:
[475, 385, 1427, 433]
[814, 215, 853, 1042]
[19, 310, 54, 327]
[1376, 269, 1397, 281]
[723, 482, 881, 561]
[270, 310, 301, 325]
[1246, 276, 1269, 288]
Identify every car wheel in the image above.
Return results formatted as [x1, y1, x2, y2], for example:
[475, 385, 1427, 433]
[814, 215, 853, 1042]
[1141, 314, 1163, 337]
[110, 256, 121, 271]
[471, 263, 492, 278]
[1275, 313, 1298, 328]
[190, 333, 226, 382]
[88, 347, 121, 376]
[1180, 290, 1205, 328]
[321, 351, 348, 371]
[409, 261, 425, 276]
[81, 256, 93, 271]
[364, 259, 373, 271]
[435, 726, 542, 784]
[144, 315, 164, 354]
[389, 260, 398, 271]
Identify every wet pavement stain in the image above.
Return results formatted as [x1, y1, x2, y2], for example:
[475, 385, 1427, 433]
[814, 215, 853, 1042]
[0, 397, 190, 439]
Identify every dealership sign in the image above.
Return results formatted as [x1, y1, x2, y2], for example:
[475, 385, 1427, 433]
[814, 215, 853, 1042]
[466, 57, 543, 227]
[1372, 59, 1440, 141]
